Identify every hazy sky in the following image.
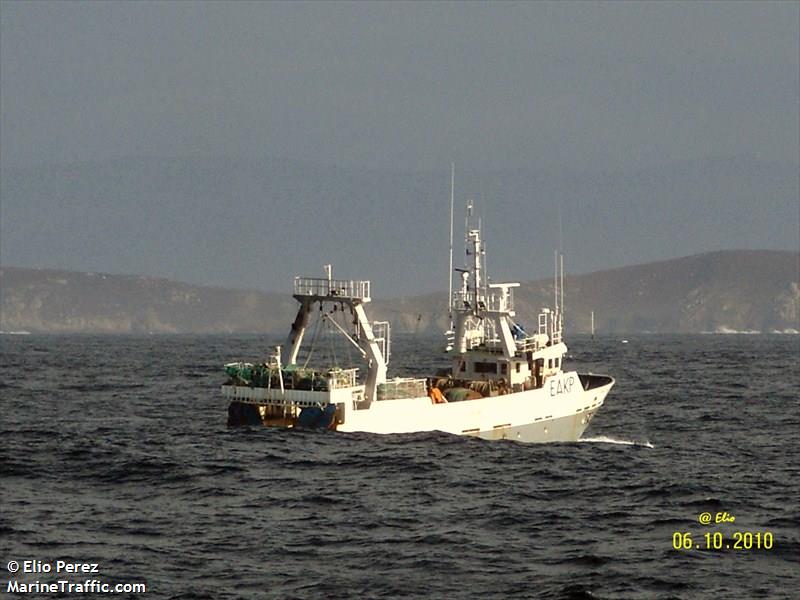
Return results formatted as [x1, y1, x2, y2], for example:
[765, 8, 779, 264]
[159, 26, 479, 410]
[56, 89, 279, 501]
[1, 1, 798, 297]
[2, 1, 798, 172]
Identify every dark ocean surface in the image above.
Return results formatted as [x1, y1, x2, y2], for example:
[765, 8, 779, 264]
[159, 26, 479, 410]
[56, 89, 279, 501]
[1, 333, 798, 599]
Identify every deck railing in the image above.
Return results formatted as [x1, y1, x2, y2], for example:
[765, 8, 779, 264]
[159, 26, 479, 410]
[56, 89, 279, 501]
[452, 288, 514, 313]
[327, 368, 359, 389]
[294, 277, 371, 301]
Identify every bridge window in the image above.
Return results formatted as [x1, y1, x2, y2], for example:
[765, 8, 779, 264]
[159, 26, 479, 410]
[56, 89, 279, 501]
[474, 362, 497, 374]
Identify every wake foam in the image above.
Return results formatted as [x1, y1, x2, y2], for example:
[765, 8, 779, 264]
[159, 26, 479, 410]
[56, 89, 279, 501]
[578, 435, 654, 448]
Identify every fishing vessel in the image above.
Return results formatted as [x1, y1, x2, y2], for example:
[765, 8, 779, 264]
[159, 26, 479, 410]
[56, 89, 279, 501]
[223, 201, 614, 442]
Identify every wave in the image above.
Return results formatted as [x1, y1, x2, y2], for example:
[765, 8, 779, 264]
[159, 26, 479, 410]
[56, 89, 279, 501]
[578, 435, 654, 448]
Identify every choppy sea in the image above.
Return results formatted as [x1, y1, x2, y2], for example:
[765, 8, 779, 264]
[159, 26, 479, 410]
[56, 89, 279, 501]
[1, 333, 798, 599]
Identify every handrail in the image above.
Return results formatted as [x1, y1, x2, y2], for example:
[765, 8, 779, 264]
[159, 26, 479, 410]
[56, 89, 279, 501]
[452, 288, 514, 312]
[294, 277, 371, 300]
[327, 368, 359, 389]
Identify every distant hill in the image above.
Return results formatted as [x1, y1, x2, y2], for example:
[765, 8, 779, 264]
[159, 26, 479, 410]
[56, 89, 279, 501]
[2, 250, 797, 334]
[0, 268, 293, 334]
[370, 250, 800, 334]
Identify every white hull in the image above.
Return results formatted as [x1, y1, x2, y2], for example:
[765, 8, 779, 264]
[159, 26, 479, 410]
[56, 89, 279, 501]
[339, 372, 611, 442]
[223, 371, 613, 443]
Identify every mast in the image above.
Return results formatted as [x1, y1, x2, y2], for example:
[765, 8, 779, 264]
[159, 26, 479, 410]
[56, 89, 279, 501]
[479, 216, 487, 303]
[554, 250, 559, 313]
[448, 163, 455, 330]
[560, 253, 564, 329]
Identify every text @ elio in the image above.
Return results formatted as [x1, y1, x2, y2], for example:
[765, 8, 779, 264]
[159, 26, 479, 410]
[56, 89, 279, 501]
[698, 511, 735, 525]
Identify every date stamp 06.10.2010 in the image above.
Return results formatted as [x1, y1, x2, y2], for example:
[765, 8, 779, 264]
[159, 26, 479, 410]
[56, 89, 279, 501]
[672, 512, 774, 551]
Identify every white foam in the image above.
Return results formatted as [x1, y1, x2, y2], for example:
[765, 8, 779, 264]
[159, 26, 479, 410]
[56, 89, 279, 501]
[578, 435, 654, 448]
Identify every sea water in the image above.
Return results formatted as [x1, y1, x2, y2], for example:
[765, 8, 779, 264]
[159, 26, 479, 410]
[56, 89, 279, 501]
[1, 334, 798, 599]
